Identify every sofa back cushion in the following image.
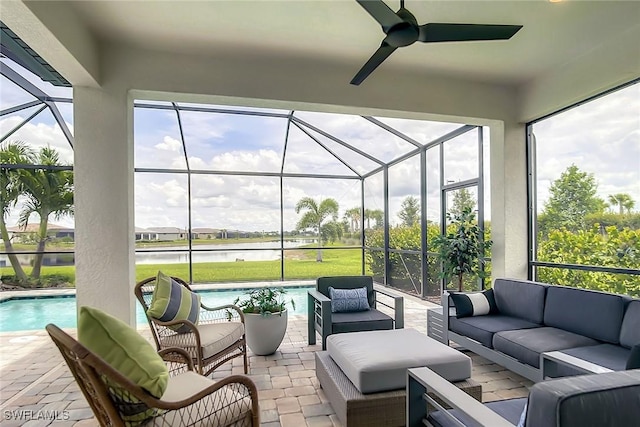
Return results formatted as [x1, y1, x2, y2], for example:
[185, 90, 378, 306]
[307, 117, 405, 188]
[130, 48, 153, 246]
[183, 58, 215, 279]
[525, 369, 640, 427]
[493, 279, 547, 324]
[544, 286, 625, 344]
[620, 300, 640, 349]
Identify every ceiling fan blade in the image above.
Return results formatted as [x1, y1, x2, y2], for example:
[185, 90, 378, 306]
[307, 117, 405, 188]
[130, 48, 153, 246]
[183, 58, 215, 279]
[419, 23, 523, 43]
[356, 0, 403, 32]
[350, 42, 397, 85]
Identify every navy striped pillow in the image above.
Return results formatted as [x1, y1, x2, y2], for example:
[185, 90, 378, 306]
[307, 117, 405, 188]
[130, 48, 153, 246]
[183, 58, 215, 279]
[147, 271, 201, 333]
[329, 286, 370, 313]
[449, 289, 497, 318]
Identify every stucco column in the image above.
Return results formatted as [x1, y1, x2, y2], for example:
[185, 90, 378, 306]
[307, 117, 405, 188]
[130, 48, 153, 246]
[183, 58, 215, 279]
[73, 85, 136, 325]
[489, 120, 529, 280]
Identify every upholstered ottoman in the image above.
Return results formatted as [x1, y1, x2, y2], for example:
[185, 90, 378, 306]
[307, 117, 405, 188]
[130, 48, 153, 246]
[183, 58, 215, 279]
[316, 328, 480, 427]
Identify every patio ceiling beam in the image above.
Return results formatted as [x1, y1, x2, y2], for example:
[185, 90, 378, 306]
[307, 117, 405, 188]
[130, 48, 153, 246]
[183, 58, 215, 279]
[362, 116, 422, 148]
[292, 121, 362, 178]
[290, 116, 385, 166]
[0, 100, 42, 117]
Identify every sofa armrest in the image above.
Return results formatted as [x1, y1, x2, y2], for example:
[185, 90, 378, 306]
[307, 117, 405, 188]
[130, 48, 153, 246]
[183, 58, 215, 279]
[407, 367, 513, 427]
[374, 287, 404, 329]
[307, 289, 331, 347]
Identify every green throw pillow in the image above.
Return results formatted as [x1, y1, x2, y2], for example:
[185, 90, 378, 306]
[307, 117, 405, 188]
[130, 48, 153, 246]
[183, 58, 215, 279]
[147, 271, 201, 333]
[78, 306, 169, 399]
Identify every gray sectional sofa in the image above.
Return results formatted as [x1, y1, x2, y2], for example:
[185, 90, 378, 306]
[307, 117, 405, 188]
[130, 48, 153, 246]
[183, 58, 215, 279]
[443, 278, 640, 382]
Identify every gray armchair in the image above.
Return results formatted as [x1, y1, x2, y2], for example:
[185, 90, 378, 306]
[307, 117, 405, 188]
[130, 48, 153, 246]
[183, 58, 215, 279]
[407, 366, 640, 427]
[307, 275, 404, 350]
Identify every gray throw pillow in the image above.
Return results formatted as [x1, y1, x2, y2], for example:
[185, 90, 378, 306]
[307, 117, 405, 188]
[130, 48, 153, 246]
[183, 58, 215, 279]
[329, 286, 370, 313]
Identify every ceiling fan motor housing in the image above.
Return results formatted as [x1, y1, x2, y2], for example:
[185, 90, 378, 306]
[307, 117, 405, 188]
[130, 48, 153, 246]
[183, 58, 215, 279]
[386, 8, 419, 47]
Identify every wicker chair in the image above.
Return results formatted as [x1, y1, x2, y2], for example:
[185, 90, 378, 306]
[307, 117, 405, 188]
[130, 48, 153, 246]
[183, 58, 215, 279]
[135, 276, 249, 377]
[46, 324, 259, 427]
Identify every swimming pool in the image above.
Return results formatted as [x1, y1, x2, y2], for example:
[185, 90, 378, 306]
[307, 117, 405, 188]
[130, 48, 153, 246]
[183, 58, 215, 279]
[0, 286, 312, 332]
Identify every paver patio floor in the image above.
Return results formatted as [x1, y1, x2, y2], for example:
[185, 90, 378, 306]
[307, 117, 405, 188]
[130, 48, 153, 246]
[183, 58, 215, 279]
[0, 291, 533, 426]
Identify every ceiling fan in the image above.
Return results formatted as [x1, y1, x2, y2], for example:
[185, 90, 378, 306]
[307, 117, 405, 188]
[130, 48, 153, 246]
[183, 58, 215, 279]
[351, 0, 523, 85]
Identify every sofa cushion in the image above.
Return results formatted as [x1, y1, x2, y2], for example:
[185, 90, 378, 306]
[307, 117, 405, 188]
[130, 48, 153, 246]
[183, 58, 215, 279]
[449, 315, 540, 348]
[331, 309, 393, 334]
[561, 344, 630, 371]
[493, 279, 547, 324]
[493, 327, 599, 368]
[449, 289, 497, 318]
[525, 369, 640, 427]
[544, 286, 625, 344]
[620, 300, 640, 348]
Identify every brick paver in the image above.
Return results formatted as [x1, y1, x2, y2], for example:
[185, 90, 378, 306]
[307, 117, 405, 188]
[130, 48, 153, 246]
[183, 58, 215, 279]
[0, 290, 532, 426]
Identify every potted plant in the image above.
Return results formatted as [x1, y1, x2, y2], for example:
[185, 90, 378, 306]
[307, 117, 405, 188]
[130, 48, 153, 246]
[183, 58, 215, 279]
[433, 207, 492, 292]
[233, 287, 296, 355]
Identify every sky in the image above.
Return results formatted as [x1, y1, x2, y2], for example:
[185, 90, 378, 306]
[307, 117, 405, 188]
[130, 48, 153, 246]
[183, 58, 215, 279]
[1, 59, 638, 234]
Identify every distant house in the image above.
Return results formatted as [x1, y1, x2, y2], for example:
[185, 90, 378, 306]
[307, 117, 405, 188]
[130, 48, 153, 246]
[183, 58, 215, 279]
[135, 227, 194, 241]
[192, 228, 221, 239]
[7, 223, 75, 242]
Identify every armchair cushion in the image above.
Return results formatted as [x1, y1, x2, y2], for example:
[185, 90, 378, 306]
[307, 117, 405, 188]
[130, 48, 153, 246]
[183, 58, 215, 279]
[329, 286, 370, 313]
[331, 309, 393, 334]
[161, 322, 245, 359]
[147, 271, 201, 333]
[449, 289, 497, 318]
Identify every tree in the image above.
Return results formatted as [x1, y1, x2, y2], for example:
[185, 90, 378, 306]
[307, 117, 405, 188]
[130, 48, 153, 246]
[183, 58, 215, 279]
[364, 208, 383, 229]
[541, 165, 605, 234]
[0, 142, 32, 281]
[1, 143, 74, 282]
[450, 187, 476, 218]
[343, 207, 361, 233]
[433, 207, 492, 292]
[295, 197, 339, 262]
[608, 193, 635, 215]
[398, 196, 420, 227]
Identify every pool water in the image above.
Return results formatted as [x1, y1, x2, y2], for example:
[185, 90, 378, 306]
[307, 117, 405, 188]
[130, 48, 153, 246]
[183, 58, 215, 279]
[0, 286, 312, 332]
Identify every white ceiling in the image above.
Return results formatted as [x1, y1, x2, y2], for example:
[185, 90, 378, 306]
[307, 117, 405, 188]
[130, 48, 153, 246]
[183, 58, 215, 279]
[67, 0, 640, 86]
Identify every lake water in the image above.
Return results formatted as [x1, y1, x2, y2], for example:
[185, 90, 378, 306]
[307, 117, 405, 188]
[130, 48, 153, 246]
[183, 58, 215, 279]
[0, 240, 316, 266]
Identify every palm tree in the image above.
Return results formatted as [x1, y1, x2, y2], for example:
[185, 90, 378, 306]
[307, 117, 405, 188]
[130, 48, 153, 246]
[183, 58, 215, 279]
[295, 197, 339, 262]
[343, 207, 361, 233]
[16, 146, 74, 279]
[0, 142, 33, 282]
[608, 193, 635, 215]
[364, 208, 384, 229]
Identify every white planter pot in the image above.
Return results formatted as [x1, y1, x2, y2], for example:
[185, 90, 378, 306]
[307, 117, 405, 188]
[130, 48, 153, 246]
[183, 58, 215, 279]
[244, 309, 288, 355]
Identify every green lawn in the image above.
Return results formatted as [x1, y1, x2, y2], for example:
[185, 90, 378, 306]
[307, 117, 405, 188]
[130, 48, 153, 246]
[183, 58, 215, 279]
[1, 246, 367, 286]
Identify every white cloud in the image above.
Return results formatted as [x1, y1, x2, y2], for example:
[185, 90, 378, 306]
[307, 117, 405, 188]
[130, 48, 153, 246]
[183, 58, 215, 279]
[155, 136, 182, 151]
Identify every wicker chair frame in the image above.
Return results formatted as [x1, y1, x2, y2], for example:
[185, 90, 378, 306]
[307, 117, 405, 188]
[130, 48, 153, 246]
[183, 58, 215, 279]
[46, 324, 259, 427]
[135, 276, 249, 376]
